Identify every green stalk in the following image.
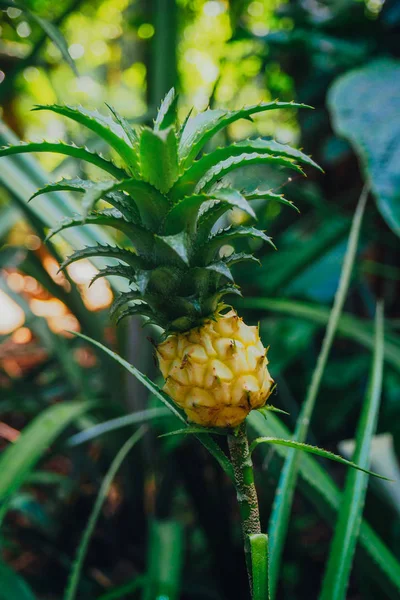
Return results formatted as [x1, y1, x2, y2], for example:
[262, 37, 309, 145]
[227, 422, 262, 593]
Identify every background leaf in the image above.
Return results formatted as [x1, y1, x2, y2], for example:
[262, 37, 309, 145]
[328, 59, 400, 236]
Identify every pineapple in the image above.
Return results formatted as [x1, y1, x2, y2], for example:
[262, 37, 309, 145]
[157, 309, 274, 427]
[0, 89, 320, 427]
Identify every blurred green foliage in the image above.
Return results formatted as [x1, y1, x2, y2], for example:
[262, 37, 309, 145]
[0, 0, 399, 599]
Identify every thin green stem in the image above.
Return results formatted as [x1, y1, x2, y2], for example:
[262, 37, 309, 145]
[228, 422, 261, 594]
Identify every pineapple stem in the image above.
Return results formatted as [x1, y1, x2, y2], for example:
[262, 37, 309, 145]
[228, 421, 262, 595]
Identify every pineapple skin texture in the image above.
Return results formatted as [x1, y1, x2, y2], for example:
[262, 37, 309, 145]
[156, 310, 274, 428]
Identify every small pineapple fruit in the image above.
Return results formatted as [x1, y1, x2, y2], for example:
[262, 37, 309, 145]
[0, 89, 320, 427]
[157, 310, 274, 427]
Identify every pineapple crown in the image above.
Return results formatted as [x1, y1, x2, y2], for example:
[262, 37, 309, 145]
[0, 89, 321, 333]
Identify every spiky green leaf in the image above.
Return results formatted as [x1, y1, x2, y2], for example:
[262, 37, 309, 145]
[195, 153, 304, 195]
[154, 88, 179, 131]
[60, 244, 147, 272]
[195, 190, 257, 245]
[244, 189, 299, 212]
[171, 138, 317, 200]
[78, 178, 169, 228]
[198, 261, 234, 281]
[46, 210, 153, 255]
[110, 291, 142, 319]
[32, 105, 139, 175]
[89, 264, 137, 287]
[163, 188, 255, 236]
[116, 303, 156, 325]
[106, 104, 138, 146]
[30, 178, 141, 223]
[0, 141, 127, 179]
[205, 226, 275, 261]
[155, 231, 191, 266]
[179, 100, 313, 167]
[139, 126, 179, 193]
[223, 252, 261, 267]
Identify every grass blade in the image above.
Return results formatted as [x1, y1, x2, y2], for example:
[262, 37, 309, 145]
[142, 520, 183, 600]
[248, 411, 400, 598]
[268, 185, 369, 598]
[67, 407, 170, 446]
[71, 331, 234, 480]
[64, 427, 146, 600]
[319, 301, 385, 600]
[250, 533, 270, 600]
[0, 402, 92, 510]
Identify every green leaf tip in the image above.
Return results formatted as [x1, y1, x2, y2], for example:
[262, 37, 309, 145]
[250, 437, 392, 481]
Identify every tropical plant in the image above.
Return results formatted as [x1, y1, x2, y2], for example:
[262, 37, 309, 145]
[0, 87, 391, 599]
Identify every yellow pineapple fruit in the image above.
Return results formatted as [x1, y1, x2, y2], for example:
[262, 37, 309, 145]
[157, 310, 274, 427]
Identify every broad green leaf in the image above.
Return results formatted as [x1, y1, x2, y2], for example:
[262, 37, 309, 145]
[250, 438, 388, 480]
[0, 560, 36, 600]
[267, 186, 369, 598]
[195, 153, 304, 195]
[248, 411, 400, 598]
[250, 534, 269, 600]
[67, 408, 169, 446]
[154, 87, 179, 131]
[60, 244, 148, 272]
[328, 59, 400, 236]
[71, 332, 234, 480]
[142, 520, 183, 600]
[0, 141, 127, 179]
[33, 105, 139, 175]
[171, 138, 317, 199]
[179, 100, 312, 168]
[139, 126, 179, 192]
[64, 427, 146, 600]
[320, 302, 385, 600]
[0, 402, 92, 507]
